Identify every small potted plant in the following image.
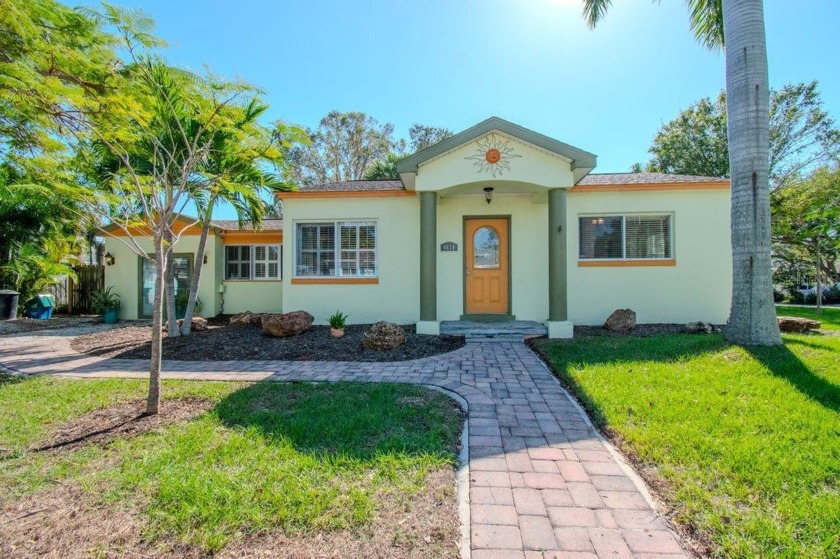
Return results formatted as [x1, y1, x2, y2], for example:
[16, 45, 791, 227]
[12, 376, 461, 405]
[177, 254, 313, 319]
[328, 311, 348, 338]
[92, 286, 121, 324]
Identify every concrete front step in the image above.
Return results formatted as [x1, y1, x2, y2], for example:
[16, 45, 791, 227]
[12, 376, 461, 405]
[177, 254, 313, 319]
[465, 333, 526, 344]
[441, 320, 548, 337]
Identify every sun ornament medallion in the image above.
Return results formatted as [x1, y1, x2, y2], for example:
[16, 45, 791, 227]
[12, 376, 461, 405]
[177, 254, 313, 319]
[465, 133, 522, 177]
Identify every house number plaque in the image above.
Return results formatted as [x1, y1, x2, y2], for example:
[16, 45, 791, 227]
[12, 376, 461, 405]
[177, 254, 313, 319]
[440, 242, 458, 252]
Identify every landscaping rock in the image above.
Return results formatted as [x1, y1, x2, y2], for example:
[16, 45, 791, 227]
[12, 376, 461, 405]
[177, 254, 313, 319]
[362, 321, 406, 350]
[163, 317, 208, 332]
[777, 316, 821, 333]
[685, 321, 717, 334]
[604, 309, 636, 332]
[261, 311, 314, 338]
[230, 311, 261, 326]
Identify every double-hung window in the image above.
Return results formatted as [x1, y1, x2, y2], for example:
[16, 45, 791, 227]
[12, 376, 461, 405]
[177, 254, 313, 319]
[579, 214, 672, 260]
[296, 221, 377, 277]
[224, 245, 282, 280]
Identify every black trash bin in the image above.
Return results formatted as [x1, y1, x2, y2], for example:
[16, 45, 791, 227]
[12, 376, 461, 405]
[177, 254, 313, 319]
[0, 290, 20, 320]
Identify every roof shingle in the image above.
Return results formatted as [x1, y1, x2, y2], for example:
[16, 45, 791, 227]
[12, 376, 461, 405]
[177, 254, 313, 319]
[209, 218, 283, 231]
[577, 172, 726, 186]
[298, 180, 404, 193]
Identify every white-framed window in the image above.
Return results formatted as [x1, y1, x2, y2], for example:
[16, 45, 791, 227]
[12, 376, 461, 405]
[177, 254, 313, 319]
[296, 221, 377, 277]
[225, 244, 282, 280]
[579, 214, 672, 260]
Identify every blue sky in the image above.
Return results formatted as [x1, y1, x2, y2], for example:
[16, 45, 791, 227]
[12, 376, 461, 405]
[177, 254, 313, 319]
[102, 0, 840, 219]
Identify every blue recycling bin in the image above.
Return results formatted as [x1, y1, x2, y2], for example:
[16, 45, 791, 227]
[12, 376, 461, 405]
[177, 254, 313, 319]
[24, 294, 54, 320]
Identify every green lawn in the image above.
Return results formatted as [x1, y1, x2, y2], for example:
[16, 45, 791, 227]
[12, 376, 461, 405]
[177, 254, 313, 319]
[533, 318, 840, 558]
[0, 377, 464, 554]
[776, 304, 840, 331]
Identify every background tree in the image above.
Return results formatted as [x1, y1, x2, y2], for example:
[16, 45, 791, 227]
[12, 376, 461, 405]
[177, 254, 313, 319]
[0, 0, 124, 296]
[288, 111, 398, 184]
[636, 82, 840, 189]
[583, 0, 782, 345]
[771, 166, 840, 307]
[408, 123, 452, 152]
[362, 123, 453, 180]
[363, 153, 403, 180]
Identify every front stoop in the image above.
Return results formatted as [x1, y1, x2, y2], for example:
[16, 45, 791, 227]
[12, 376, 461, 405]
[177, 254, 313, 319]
[546, 320, 574, 339]
[440, 320, 548, 341]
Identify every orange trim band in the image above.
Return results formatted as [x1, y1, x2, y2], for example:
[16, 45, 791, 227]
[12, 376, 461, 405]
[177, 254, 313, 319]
[570, 181, 729, 193]
[291, 277, 379, 285]
[578, 259, 676, 267]
[222, 232, 283, 245]
[292, 278, 379, 285]
[277, 190, 415, 200]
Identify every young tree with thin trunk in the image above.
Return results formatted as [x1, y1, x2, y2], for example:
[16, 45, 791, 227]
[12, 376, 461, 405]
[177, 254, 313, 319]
[580, 0, 782, 345]
[177, 109, 305, 336]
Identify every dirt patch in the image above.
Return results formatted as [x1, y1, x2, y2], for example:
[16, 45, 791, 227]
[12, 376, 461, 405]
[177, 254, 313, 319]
[32, 397, 212, 453]
[0, 468, 459, 559]
[0, 316, 104, 336]
[71, 320, 465, 363]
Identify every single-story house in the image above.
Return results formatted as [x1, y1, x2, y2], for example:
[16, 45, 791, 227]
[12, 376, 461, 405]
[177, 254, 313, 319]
[102, 117, 732, 337]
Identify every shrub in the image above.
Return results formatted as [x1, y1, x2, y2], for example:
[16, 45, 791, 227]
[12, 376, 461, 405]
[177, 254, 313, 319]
[328, 311, 348, 329]
[91, 286, 121, 313]
[174, 290, 203, 316]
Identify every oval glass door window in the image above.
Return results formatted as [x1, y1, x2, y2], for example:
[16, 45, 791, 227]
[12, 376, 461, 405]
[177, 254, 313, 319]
[474, 227, 500, 268]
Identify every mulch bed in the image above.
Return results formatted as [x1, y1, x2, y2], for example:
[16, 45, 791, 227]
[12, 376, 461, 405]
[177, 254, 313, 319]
[71, 319, 465, 362]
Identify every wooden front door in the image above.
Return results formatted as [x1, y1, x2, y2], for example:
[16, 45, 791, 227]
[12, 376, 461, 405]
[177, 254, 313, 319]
[465, 217, 509, 315]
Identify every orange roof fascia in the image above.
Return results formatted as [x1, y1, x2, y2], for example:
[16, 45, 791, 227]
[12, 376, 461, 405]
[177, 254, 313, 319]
[222, 231, 283, 245]
[104, 224, 206, 237]
[570, 181, 729, 193]
[277, 190, 416, 200]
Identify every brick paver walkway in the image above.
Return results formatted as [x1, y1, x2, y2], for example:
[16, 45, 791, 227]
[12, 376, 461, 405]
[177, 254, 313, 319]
[0, 330, 690, 559]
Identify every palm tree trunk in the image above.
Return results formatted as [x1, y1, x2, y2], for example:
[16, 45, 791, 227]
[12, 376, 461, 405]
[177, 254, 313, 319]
[147, 239, 165, 416]
[722, 0, 782, 345]
[180, 200, 215, 335]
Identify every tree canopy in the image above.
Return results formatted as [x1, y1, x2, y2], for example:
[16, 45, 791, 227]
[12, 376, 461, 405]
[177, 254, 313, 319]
[635, 82, 840, 189]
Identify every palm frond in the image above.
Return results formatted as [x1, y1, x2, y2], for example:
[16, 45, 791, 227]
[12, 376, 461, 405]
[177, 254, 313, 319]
[581, 0, 614, 28]
[685, 0, 724, 50]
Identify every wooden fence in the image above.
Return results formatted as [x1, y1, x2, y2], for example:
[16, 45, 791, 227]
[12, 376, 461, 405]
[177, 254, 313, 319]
[67, 265, 105, 314]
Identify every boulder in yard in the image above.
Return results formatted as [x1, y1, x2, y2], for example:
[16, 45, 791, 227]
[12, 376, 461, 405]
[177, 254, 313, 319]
[261, 311, 314, 338]
[685, 321, 717, 334]
[604, 309, 636, 332]
[230, 311, 261, 326]
[777, 316, 821, 333]
[163, 317, 208, 332]
[362, 321, 406, 350]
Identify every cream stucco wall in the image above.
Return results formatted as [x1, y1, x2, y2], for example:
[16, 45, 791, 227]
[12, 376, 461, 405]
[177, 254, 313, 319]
[566, 189, 732, 325]
[281, 196, 421, 325]
[222, 281, 282, 314]
[103, 233, 221, 320]
[436, 194, 549, 321]
[415, 132, 575, 191]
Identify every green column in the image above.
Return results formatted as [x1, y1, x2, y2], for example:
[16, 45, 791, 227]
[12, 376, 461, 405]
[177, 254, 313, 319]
[548, 188, 568, 321]
[419, 191, 437, 321]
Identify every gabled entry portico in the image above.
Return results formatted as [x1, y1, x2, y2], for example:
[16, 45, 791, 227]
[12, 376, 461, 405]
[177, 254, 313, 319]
[397, 117, 597, 338]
